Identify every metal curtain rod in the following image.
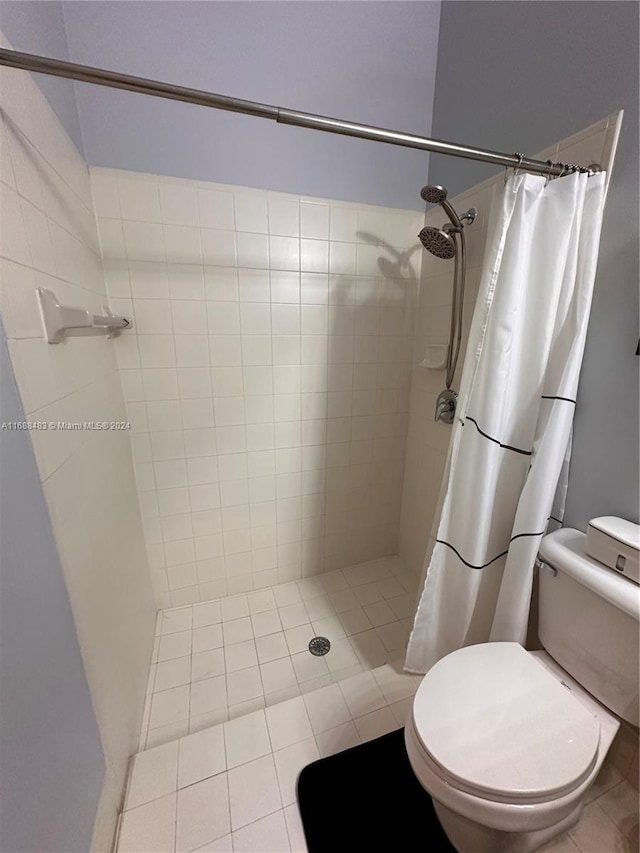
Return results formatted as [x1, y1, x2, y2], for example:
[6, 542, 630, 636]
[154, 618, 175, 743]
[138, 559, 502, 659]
[0, 48, 596, 178]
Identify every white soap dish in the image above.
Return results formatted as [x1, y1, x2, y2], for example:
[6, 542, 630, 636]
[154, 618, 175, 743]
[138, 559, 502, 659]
[418, 341, 448, 370]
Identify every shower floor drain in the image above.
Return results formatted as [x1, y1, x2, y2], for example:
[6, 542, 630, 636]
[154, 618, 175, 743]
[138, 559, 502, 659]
[308, 636, 331, 656]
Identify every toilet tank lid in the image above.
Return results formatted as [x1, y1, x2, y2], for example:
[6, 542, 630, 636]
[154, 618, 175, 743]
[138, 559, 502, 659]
[413, 643, 600, 801]
[539, 529, 640, 620]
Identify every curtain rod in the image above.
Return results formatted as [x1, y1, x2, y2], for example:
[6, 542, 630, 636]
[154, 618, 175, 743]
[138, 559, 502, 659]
[0, 48, 597, 178]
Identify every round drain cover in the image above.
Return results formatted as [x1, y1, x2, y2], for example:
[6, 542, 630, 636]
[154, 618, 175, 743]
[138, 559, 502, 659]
[308, 636, 331, 656]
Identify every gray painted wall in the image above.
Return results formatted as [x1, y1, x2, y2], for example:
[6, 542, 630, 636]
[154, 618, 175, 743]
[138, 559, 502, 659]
[429, 1, 639, 529]
[58, 0, 439, 210]
[0, 320, 105, 853]
[0, 1, 84, 153]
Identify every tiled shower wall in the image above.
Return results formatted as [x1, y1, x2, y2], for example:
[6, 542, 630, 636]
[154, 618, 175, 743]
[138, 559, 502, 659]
[91, 169, 423, 608]
[398, 185, 487, 577]
[0, 42, 156, 851]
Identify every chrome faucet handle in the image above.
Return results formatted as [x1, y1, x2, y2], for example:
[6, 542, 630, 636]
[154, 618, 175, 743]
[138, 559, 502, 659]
[434, 389, 457, 424]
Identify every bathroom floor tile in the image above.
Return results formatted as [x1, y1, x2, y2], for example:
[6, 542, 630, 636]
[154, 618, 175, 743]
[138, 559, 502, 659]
[568, 801, 636, 853]
[362, 600, 397, 627]
[221, 595, 250, 622]
[284, 624, 314, 655]
[189, 708, 228, 735]
[161, 607, 193, 635]
[231, 810, 290, 853]
[265, 696, 314, 752]
[149, 684, 190, 729]
[290, 649, 330, 684]
[224, 640, 258, 672]
[302, 684, 351, 734]
[178, 724, 226, 788]
[155, 656, 192, 692]
[278, 603, 309, 630]
[193, 601, 222, 628]
[176, 773, 230, 853]
[537, 833, 581, 852]
[125, 740, 178, 810]
[146, 719, 190, 749]
[273, 737, 319, 806]
[338, 607, 372, 636]
[315, 721, 361, 758]
[327, 588, 358, 613]
[260, 657, 297, 694]
[190, 675, 227, 717]
[338, 670, 387, 718]
[323, 637, 359, 673]
[226, 666, 263, 705]
[273, 583, 302, 607]
[597, 780, 640, 839]
[250, 609, 282, 638]
[158, 630, 192, 661]
[283, 803, 308, 852]
[222, 617, 254, 645]
[193, 623, 224, 653]
[228, 696, 266, 720]
[224, 709, 271, 768]
[372, 662, 417, 704]
[304, 594, 335, 620]
[311, 616, 346, 640]
[228, 754, 282, 830]
[353, 707, 398, 742]
[192, 648, 226, 682]
[247, 588, 277, 614]
[117, 793, 177, 853]
[256, 631, 289, 664]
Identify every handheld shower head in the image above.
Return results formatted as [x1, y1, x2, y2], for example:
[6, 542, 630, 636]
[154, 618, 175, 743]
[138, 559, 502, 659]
[418, 226, 457, 260]
[420, 185, 449, 205]
[420, 183, 463, 230]
[419, 183, 477, 241]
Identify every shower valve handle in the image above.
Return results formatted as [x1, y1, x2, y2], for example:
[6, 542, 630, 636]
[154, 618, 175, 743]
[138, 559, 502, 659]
[435, 389, 457, 424]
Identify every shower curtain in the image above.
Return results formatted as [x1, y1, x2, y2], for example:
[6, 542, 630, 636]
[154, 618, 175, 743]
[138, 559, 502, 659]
[405, 170, 607, 674]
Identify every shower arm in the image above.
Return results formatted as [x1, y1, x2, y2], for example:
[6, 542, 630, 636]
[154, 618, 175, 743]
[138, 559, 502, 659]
[0, 48, 598, 178]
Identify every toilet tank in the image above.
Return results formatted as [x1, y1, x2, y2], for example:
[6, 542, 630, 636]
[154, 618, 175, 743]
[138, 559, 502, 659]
[537, 528, 640, 726]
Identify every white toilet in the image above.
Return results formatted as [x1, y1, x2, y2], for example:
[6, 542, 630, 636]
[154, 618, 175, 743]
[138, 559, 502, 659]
[405, 526, 640, 853]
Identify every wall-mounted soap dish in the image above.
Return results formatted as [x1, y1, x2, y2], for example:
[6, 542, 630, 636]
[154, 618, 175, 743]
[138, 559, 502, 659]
[418, 341, 448, 370]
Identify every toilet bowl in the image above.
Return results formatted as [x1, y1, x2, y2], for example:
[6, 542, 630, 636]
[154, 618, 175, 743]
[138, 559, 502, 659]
[403, 527, 639, 853]
[404, 643, 620, 853]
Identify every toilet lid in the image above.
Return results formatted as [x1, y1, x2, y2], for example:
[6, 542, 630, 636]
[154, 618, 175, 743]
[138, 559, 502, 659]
[412, 643, 600, 801]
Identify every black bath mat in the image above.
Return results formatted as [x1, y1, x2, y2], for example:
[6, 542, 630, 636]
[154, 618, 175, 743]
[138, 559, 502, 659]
[297, 727, 456, 852]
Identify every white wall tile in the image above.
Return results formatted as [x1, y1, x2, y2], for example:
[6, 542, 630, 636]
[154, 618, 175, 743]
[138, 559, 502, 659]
[159, 181, 199, 227]
[198, 189, 235, 230]
[118, 175, 161, 222]
[90, 168, 418, 601]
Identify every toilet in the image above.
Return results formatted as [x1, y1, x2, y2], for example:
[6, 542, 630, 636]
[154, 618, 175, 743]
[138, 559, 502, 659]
[404, 526, 640, 853]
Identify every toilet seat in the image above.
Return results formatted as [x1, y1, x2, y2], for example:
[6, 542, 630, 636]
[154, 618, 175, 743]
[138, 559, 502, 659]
[412, 643, 601, 804]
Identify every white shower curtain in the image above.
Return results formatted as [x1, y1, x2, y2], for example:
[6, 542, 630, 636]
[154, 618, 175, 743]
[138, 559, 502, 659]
[405, 170, 607, 674]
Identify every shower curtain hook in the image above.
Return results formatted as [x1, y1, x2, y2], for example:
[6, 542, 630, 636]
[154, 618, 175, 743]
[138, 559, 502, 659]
[544, 159, 555, 187]
[505, 153, 523, 185]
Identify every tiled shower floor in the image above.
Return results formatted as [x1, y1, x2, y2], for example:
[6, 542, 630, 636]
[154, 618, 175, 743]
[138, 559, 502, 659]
[140, 556, 419, 749]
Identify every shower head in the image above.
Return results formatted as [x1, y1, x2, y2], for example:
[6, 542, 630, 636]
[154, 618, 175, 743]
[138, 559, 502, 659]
[420, 183, 463, 231]
[420, 185, 449, 205]
[418, 183, 477, 250]
[418, 226, 457, 260]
